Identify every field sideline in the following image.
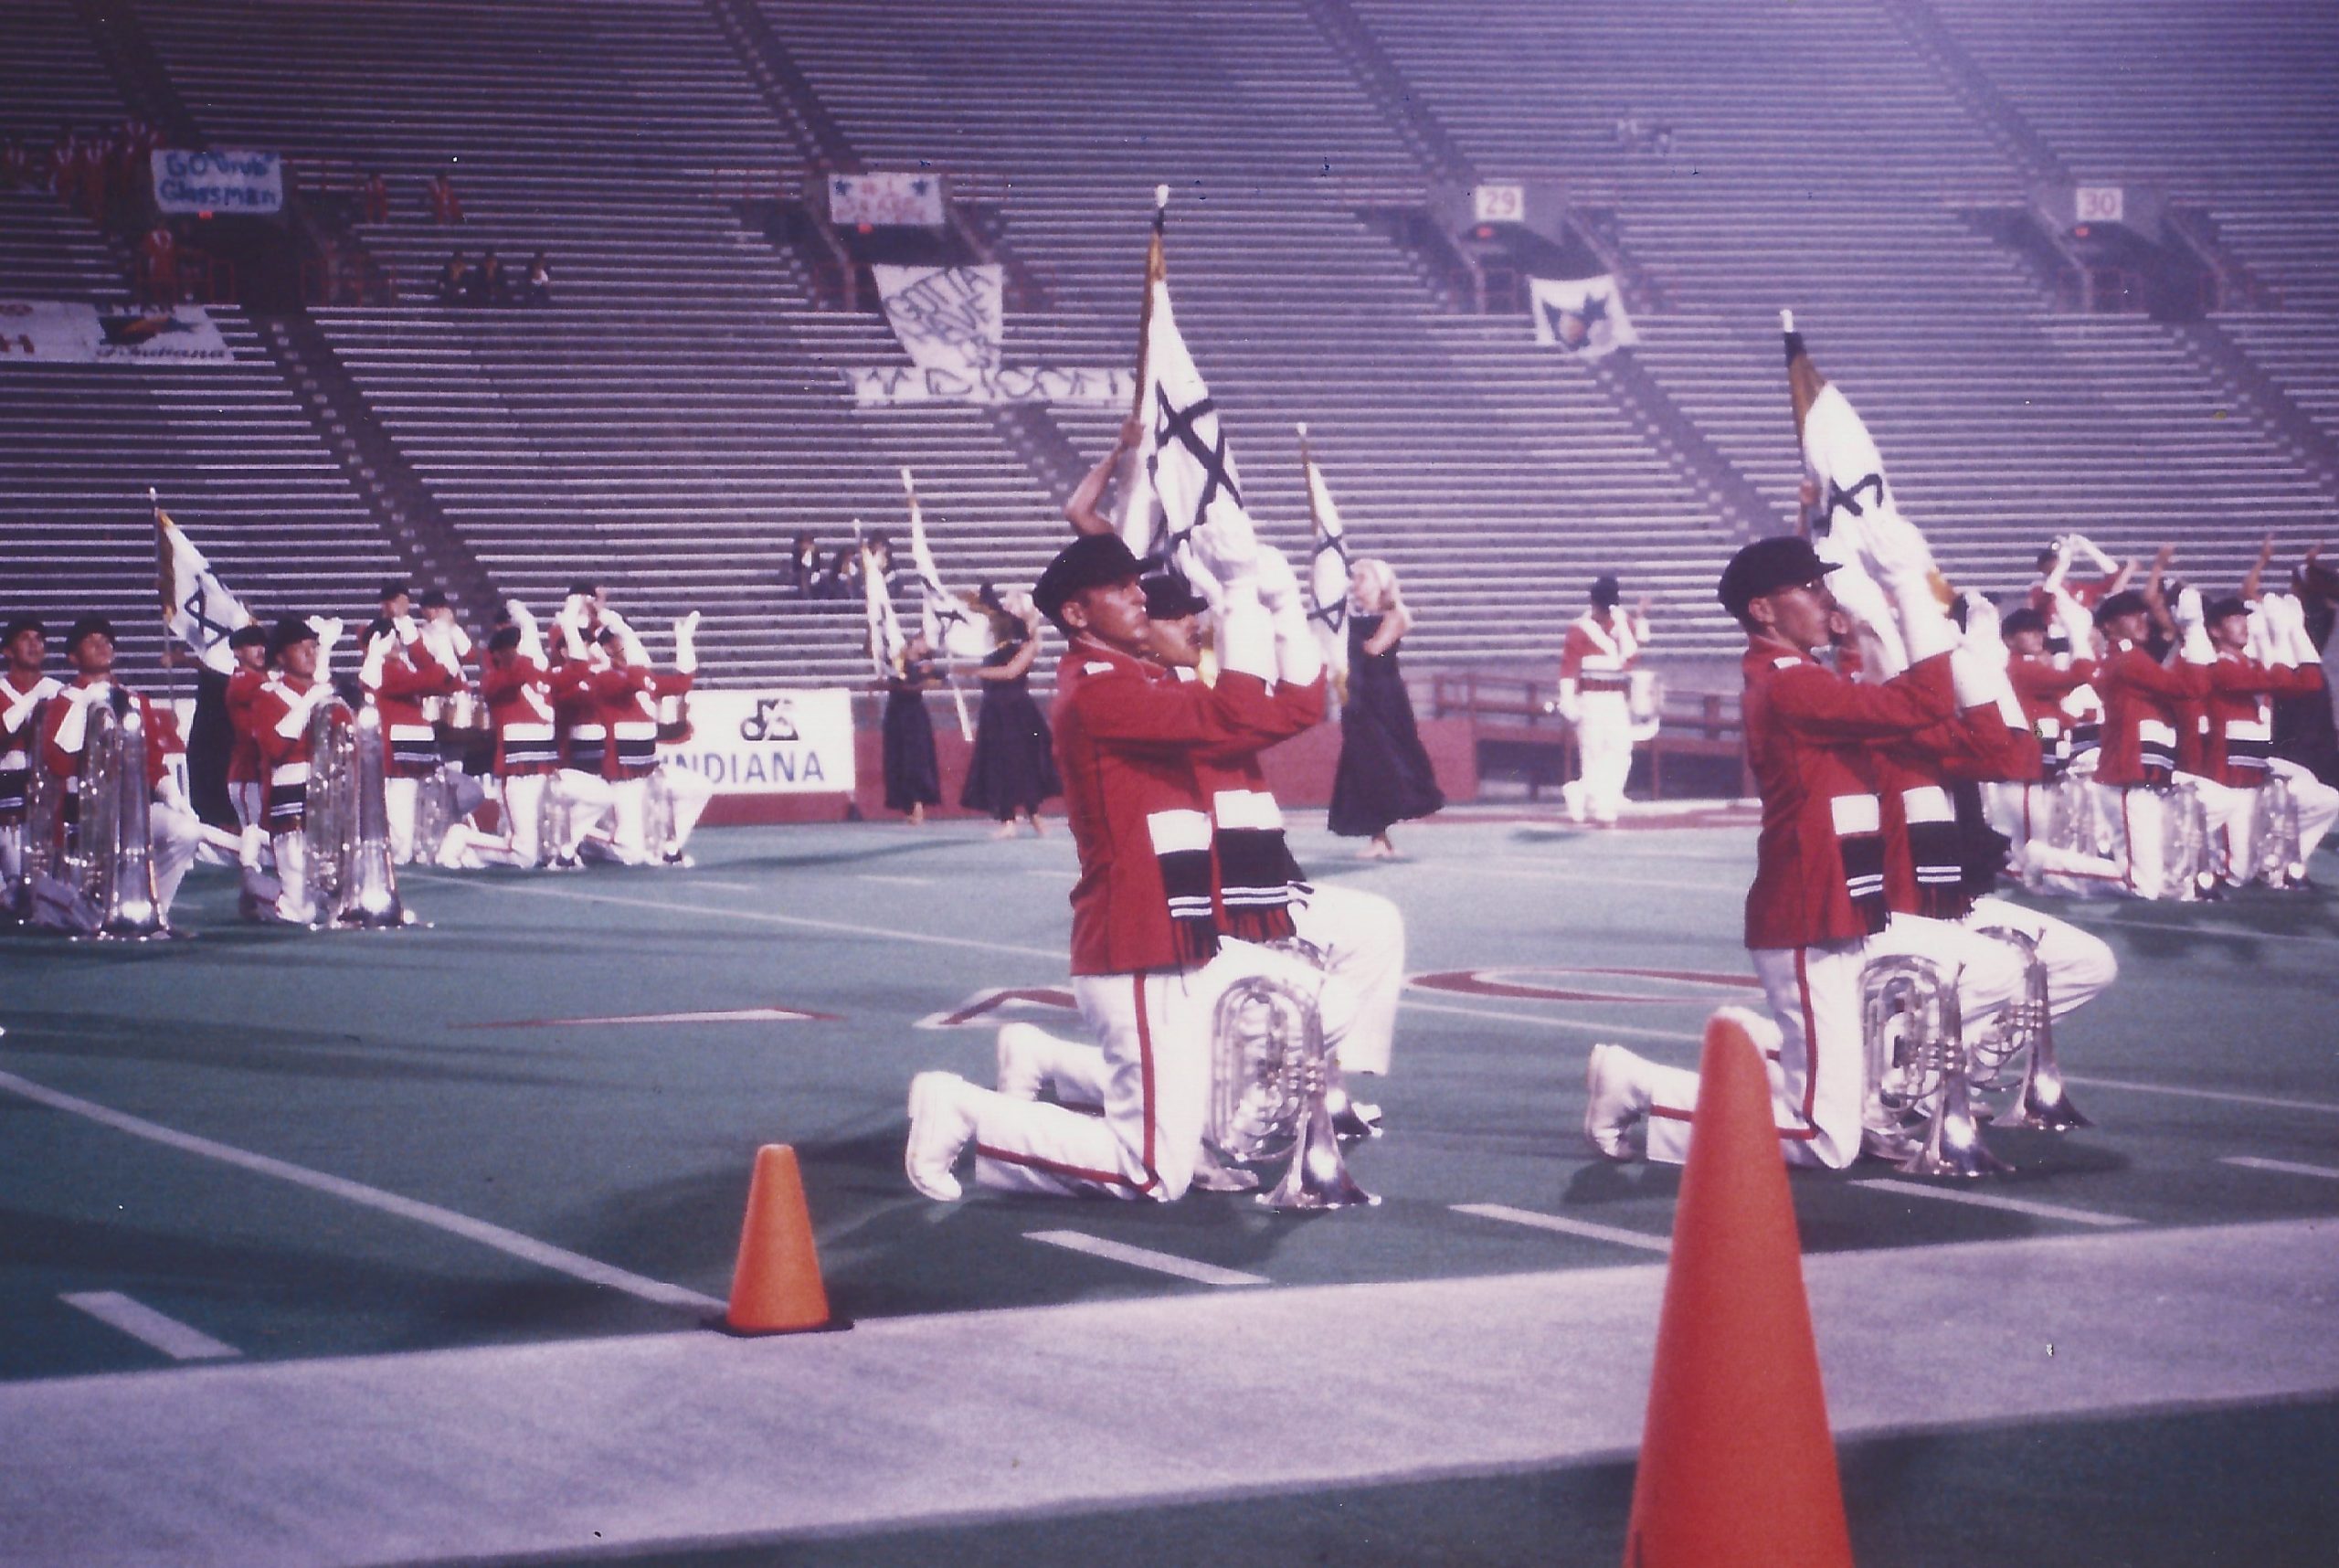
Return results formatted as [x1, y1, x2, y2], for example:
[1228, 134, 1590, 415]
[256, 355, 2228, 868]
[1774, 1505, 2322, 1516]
[2, 810, 2334, 1565]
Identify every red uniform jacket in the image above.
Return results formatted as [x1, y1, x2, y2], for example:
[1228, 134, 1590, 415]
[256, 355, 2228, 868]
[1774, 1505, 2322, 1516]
[1179, 666, 1325, 943]
[550, 658, 630, 771]
[40, 681, 174, 794]
[226, 666, 269, 786]
[481, 653, 558, 775]
[250, 673, 327, 778]
[598, 664, 687, 779]
[2006, 654, 2095, 781]
[1053, 640, 1297, 976]
[2185, 652, 2323, 787]
[1741, 644, 1955, 950]
[1876, 699, 2037, 921]
[2, 672, 64, 816]
[2093, 641, 2209, 788]
[1560, 611, 1643, 693]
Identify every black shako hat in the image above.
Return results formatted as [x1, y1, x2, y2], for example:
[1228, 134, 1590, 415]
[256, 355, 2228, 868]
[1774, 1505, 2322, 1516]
[1033, 534, 1144, 626]
[1590, 574, 1623, 609]
[1998, 607, 2048, 639]
[3, 614, 43, 642]
[1718, 536, 1838, 620]
[268, 615, 320, 658]
[2093, 589, 2150, 627]
[66, 614, 116, 651]
[2205, 596, 2249, 626]
[228, 623, 269, 650]
[1140, 569, 1212, 620]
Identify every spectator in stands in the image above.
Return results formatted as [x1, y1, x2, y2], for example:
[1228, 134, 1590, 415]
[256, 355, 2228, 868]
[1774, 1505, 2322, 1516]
[362, 170, 390, 226]
[138, 221, 180, 308]
[521, 250, 553, 307]
[812, 546, 860, 601]
[867, 534, 900, 594]
[0, 136, 29, 190]
[466, 249, 506, 306]
[785, 535, 821, 597]
[425, 167, 464, 224]
[1651, 123, 1674, 156]
[439, 251, 471, 306]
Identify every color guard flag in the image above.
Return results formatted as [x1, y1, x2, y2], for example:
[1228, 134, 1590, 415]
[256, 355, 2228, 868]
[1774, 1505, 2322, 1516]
[859, 527, 904, 678]
[899, 469, 990, 662]
[1529, 275, 1637, 359]
[156, 501, 252, 674]
[1298, 423, 1353, 686]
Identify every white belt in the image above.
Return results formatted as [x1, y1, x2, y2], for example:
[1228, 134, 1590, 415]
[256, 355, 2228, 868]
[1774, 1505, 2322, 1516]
[270, 762, 312, 787]
[611, 721, 657, 740]
[2225, 718, 2271, 743]
[569, 723, 607, 739]
[2138, 719, 2176, 748]
[389, 724, 436, 743]
[503, 722, 555, 742]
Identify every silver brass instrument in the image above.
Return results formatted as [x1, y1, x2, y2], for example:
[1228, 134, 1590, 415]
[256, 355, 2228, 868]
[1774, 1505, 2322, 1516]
[2046, 771, 2104, 859]
[18, 718, 63, 920]
[1860, 954, 2008, 1178]
[302, 696, 409, 927]
[415, 766, 459, 865]
[2159, 779, 2215, 900]
[27, 695, 164, 938]
[1204, 945, 1377, 1211]
[1968, 926, 2090, 1131]
[2250, 771, 2305, 888]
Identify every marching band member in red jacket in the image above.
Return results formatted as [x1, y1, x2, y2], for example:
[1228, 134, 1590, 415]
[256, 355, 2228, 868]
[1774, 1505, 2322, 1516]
[2091, 588, 2216, 897]
[222, 623, 282, 915]
[905, 533, 1324, 1202]
[36, 617, 203, 929]
[1, 615, 64, 910]
[2196, 593, 2337, 884]
[249, 618, 341, 922]
[1556, 575, 1651, 826]
[1585, 531, 1960, 1170]
[360, 588, 460, 864]
[481, 605, 559, 866]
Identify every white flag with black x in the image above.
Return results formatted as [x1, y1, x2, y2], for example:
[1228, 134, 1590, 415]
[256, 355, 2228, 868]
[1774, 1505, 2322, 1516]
[1134, 273, 1258, 598]
[157, 507, 252, 675]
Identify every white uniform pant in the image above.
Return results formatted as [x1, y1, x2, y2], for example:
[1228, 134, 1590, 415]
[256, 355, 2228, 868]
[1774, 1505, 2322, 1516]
[2112, 779, 2242, 898]
[1568, 692, 1635, 824]
[146, 800, 203, 919]
[608, 776, 652, 863]
[499, 773, 547, 865]
[2226, 759, 2339, 884]
[228, 781, 281, 905]
[0, 820, 21, 903]
[1289, 883, 1404, 1077]
[1963, 895, 2117, 1021]
[554, 769, 614, 856]
[270, 832, 313, 924]
[969, 967, 1217, 1201]
[1646, 940, 1872, 1171]
[652, 763, 714, 855]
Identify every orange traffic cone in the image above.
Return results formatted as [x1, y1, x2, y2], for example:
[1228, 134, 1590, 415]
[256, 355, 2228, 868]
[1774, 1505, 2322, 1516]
[1623, 1013, 1854, 1567]
[725, 1144, 831, 1334]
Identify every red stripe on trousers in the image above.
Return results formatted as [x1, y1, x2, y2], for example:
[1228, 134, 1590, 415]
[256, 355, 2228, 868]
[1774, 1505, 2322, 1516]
[973, 1143, 1144, 1189]
[1134, 970, 1159, 1191]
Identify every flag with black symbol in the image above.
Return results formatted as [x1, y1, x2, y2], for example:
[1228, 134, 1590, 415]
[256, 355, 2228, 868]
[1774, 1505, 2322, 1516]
[1529, 275, 1636, 359]
[1298, 425, 1353, 687]
[1124, 233, 1258, 599]
[156, 505, 252, 674]
[899, 469, 990, 662]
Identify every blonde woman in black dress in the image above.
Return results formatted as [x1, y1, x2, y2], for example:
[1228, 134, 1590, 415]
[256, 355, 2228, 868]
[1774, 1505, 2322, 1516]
[1328, 558, 1443, 857]
[959, 589, 1060, 837]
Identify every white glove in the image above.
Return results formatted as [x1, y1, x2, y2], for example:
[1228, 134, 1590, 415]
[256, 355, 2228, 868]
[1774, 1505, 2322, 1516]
[1189, 507, 1260, 593]
[1253, 546, 1300, 615]
[1265, 577, 1322, 687]
[275, 682, 332, 739]
[2172, 588, 2212, 664]
[359, 630, 391, 690]
[2247, 599, 2281, 667]
[672, 610, 701, 674]
[616, 627, 651, 670]
[2284, 592, 2324, 668]
[1812, 528, 1910, 674]
[391, 614, 418, 644]
[155, 773, 189, 814]
[1958, 591, 2008, 670]
[1214, 582, 1274, 683]
[419, 618, 463, 676]
[599, 607, 635, 640]
[310, 615, 345, 652]
[2050, 588, 2096, 660]
[2066, 533, 2119, 574]
[1951, 648, 2025, 729]
[1555, 679, 1582, 726]
[1859, 507, 1938, 591]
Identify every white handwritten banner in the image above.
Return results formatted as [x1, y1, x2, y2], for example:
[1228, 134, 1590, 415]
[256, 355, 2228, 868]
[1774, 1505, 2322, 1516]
[829, 172, 945, 228]
[1528, 274, 1638, 359]
[874, 263, 1005, 375]
[844, 364, 1136, 408]
[0, 301, 231, 365]
[660, 688, 856, 795]
[151, 149, 283, 215]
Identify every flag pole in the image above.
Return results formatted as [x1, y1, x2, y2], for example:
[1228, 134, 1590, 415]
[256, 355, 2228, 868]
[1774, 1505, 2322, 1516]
[152, 485, 185, 709]
[1129, 185, 1168, 423]
[901, 467, 972, 741]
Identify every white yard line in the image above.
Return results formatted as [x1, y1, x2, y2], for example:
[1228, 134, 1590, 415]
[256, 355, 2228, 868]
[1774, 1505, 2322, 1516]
[2220, 1155, 2339, 1181]
[2066, 1075, 2339, 1117]
[853, 874, 935, 887]
[1025, 1231, 1267, 1287]
[1450, 1202, 1670, 1254]
[1854, 1178, 2137, 1227]
[58, 1293, 239, 1361]
[0, 1071, 723, 1315]
[1399, 997, 1703, 1045]
[441, 877, 1062, 961]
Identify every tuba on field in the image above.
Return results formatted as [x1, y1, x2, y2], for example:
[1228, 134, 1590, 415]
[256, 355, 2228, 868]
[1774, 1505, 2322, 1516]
[302, 696, 408, 927]
[2249, 771, 2305, 888]
[1966, 925, 2090, 1131]
[1860, 953, 2008, 1177]
[2159, 779, 2216, 900]
[2045, 770, 2103, 860]
[1203, 942, 1377, 1211]
[28, 694, 164, 938]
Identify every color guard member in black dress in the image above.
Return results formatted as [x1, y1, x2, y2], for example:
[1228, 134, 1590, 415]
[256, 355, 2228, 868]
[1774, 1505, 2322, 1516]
[1328, 559, 1444, 857]
[882, 635, 943, 824]
[959, 589, 1060, 837]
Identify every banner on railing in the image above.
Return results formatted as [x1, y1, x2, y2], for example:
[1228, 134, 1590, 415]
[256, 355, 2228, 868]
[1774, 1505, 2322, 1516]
[828, 171, 945, 228]
[1529, 274, 1637, 359]
[852, 263, 1129, 406]
[660, 688, 855, 795]
[0, 301, 232, 364]
[151, 149, 284, 215]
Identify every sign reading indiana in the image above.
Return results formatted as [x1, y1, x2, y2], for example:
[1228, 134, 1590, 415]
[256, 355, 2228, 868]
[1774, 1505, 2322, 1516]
[848, 264, 1132, 407]
[660, 688, 856, 794]
[151, 149, 284, 215]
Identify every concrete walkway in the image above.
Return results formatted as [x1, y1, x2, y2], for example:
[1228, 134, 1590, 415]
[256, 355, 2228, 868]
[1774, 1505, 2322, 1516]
[3, 1218, 2332, 1567]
